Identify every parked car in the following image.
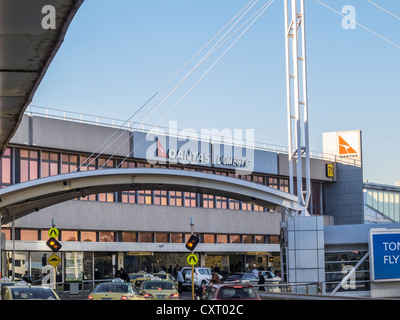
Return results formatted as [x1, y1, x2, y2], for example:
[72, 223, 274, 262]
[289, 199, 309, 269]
[88, 281, 144, 300]
[222, 272, 259, 285]
[181, 267, 212, 288]
[259, 270, 281, 283]
[203, 283, 261, 300]
[139, 280, 179, 300]
[1, 285, 60, 300]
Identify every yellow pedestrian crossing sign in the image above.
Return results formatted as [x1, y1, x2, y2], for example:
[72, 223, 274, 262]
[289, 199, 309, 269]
[48, 253, 61, 268]
[187, 254, 198, 266]
[48, 227, 59, 238]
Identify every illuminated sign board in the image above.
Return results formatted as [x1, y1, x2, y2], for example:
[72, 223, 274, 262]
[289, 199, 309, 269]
[369, 228, 400, 282]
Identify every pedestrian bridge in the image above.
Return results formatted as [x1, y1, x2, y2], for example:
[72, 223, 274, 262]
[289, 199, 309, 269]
[0, 168, 304, 225]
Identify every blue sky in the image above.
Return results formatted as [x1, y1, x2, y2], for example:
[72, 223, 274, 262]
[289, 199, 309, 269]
[32, 0, 400, 184]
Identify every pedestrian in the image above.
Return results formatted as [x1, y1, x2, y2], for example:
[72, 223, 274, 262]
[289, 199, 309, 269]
[258, 271, 265, 291]
[211, 268, 221, 284]
[117, 267, 130, 282]
[22, 271, 32, 284]
[177, 267, 184, 294]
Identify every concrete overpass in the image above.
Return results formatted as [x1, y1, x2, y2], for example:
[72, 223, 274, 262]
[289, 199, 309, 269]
[0, 168, 305, 225]
[0, 0, 83, 156]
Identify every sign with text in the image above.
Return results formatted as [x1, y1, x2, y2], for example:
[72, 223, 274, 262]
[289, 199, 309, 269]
[370, 229, 400, 282]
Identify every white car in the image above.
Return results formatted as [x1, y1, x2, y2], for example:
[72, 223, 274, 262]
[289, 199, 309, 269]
[181, 267, 212, 288]
[259, 270, 281, 283]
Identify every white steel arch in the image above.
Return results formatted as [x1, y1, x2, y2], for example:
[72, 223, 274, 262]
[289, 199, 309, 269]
[0, 168, 304, 225]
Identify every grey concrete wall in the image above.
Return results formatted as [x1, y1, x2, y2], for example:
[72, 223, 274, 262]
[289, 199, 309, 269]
[278, 154, 335, 182]
[323, 163, 364, 225]
[10, 115, 131, 156]
[12, 199, 282, 236]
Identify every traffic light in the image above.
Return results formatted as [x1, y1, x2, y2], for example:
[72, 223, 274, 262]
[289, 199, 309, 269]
[46, 237, 62, 252]
[185, 235, 199, 252]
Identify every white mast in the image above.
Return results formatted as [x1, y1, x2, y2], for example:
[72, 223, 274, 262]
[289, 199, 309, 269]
[284, 0, 310, 216]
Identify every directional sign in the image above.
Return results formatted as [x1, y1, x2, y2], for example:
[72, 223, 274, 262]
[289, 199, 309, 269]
[48, 253, 61, 268]
[187, 254, 198, 266]
[48, 227, 60, 238]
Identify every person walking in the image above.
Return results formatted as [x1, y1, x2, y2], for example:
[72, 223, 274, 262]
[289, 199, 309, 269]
[258, 271, 265, 291]
[177, 267, 184, 294]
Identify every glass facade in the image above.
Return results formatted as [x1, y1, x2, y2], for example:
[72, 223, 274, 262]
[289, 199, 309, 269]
[365, 185, 400, 222]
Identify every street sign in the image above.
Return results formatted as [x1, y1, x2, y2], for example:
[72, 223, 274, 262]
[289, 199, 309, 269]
[48, 253, 61, 268]
[48, 227, 60, 238]
[370, 228, 400, 281]
[187, 254, 198, 266]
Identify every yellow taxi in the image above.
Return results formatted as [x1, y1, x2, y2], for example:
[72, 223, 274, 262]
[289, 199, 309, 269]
[88, 281, 144, 300]
[1, 285, 60, 300]
[128, 272, 154, 287]
[139, 280, 179, 300]
[152, 272, 178, 290]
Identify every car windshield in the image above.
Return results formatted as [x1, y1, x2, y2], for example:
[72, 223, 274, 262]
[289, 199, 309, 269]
[199, 269, 211, 275]
[143, 281, 173, 290]
[11, 287, 57, 300]
[218, 287, 257, 299]
[155, 274, 167, 279]
[226, 274, 244, 280]
[94, 283, 130, 293]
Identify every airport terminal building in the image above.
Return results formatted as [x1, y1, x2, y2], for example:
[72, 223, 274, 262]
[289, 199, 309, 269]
[1, 107, 388, 296]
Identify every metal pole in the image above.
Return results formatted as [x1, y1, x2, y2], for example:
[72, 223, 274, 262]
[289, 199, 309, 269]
[190, 218, 195, 300]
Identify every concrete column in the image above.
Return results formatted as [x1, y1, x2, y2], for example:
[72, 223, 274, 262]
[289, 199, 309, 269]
[286, 216, 325, 289]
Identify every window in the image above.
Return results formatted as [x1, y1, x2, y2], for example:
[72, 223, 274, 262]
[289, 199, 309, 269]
[155, 233, 168, 243]
[0, 148, 11, 187]
[228, 199, 240, 210]
[243, 235, 253, 243]
[230, 235, 241, 243]
[81, 231, 96, 242]
[184, 192, 197, 207]
[203, 234, 215, 244]
[138, 190, 152, 205]
[202, 194, 214, 208]
[99, 232, 114, 242]
[122, 232, 137, 242]
[170, 233, 183, 243]
[215, 196, 227, 209]
[98, 158, 115, 202]
[121, 190, 136, 203]
[170, 191, 183, 206]
[80, 156, 96, 201]
[19, 149, 39, 182]
[154, 191, 168, 206]
[216, 234, 228, 244]
[140, 232, 153, 243]
[41, 151, 59, 177]
[61, 154, 78, 174]
[280, 178, 289, 193]
[242, 202, 252, 211]
[268, 178, 278, 189]
[62, 230, 78, 241]
[20, 229, 39, 241]
[255, 235, 265, 244]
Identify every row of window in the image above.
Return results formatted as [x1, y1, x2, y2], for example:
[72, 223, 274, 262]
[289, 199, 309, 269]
[2, 228, 279, 245]
[0, 146, 323, 214]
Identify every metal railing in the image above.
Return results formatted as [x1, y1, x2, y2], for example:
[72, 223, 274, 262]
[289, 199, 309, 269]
[25, 105, 361, 167]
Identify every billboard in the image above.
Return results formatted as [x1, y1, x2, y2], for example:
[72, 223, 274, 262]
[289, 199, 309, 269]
[369, 228, 400, 282]
[323, 130, 362, 162]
